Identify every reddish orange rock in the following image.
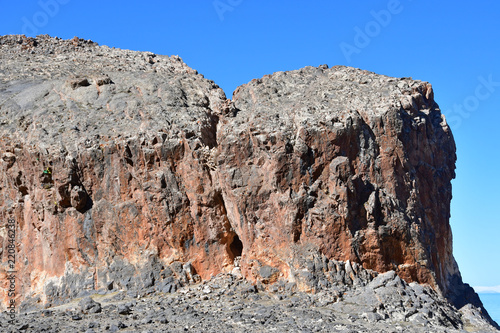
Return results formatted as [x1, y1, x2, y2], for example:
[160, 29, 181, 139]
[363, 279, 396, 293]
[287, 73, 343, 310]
[217, 67, 459, 302]
[0, 36, 478, 313]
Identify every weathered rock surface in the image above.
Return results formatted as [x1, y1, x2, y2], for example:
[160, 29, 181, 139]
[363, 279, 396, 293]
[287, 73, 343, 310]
[0, 35, 497, 331]
[219, 65, 475, 306]
[0, 35, 233, 307]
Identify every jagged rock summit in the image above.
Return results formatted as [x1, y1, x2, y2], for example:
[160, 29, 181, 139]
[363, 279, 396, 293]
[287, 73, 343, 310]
[0, 35, 497, 331]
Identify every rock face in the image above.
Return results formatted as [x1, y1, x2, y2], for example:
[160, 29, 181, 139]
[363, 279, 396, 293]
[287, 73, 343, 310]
[220, 67, 455, 290]
[219, 66, 479, 308]
[0, 35, 496, 328]
[0, 35, 233, 306]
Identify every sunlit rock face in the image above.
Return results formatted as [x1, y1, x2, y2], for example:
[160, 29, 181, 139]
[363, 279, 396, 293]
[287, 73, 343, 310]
[219, 65, 460, 301]
[0, 35, 478, 316]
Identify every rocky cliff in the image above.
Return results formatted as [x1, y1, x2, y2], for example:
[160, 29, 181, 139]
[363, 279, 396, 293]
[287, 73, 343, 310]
[0, 35, 496, 329]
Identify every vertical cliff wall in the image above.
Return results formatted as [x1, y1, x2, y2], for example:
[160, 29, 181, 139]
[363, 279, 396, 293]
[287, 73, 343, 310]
[0, 35, 484, 315]
[217, 66, 463, 301]
[0, 35, 238, 306]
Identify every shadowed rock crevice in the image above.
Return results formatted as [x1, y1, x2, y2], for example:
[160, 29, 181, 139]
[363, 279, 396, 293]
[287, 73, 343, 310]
[228, 234, 243, 260]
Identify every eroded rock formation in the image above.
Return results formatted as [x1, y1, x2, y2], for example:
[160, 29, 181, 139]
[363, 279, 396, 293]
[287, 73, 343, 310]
[219, 66, 458, 296]
[0, 35, 495, 328]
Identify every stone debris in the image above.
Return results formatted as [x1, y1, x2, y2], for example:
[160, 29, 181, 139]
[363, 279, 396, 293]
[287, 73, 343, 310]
[3, 269, 498, 332]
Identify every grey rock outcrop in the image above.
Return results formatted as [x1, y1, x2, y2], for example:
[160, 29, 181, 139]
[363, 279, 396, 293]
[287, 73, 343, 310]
[0, 35, 497, 331]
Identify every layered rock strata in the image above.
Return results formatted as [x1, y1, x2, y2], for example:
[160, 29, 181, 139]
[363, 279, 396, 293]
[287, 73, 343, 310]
[0, 35, 496, 329]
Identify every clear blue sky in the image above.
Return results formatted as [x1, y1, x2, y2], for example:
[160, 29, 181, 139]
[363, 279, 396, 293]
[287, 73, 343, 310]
[1, 0, 499, 290]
